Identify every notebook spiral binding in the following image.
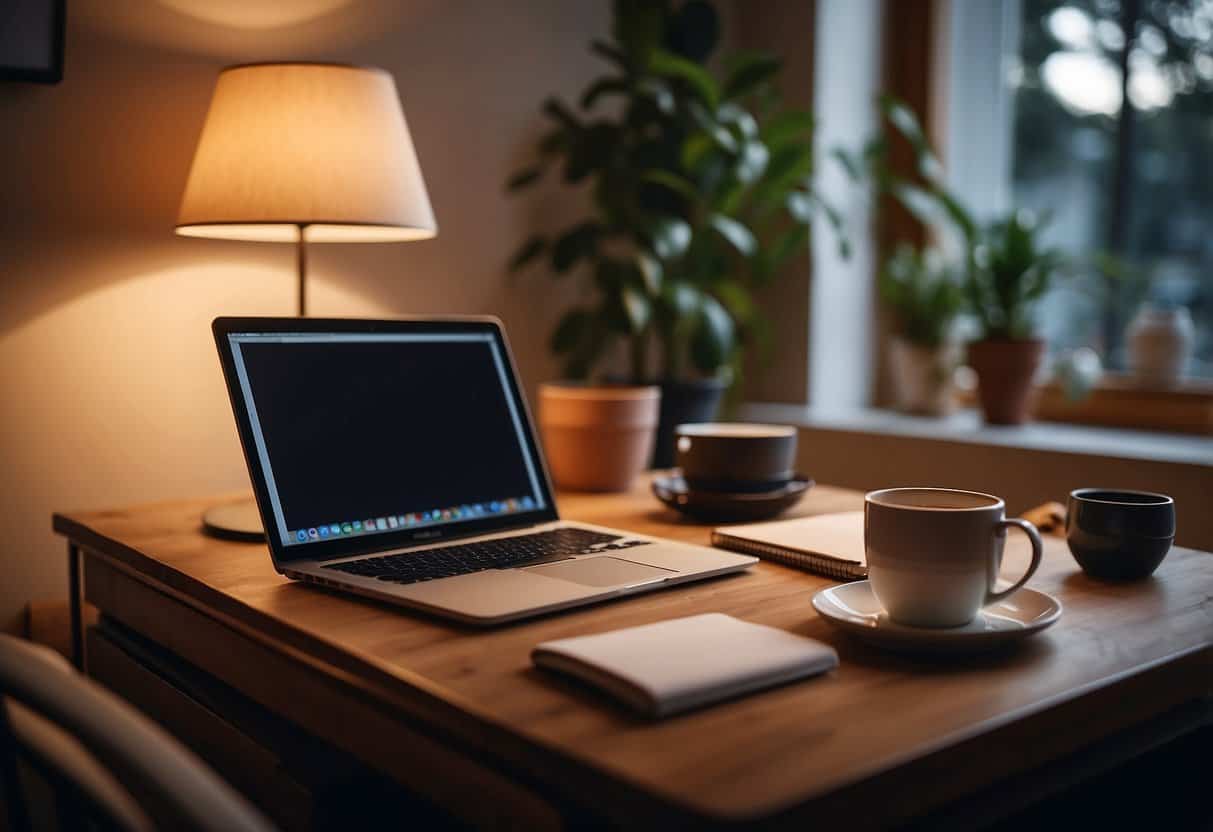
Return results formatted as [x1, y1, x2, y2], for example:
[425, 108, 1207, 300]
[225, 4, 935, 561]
[711, 532, 867, 581]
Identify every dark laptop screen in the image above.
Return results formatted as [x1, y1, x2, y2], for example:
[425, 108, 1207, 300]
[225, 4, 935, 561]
[226, 331, 548, 550]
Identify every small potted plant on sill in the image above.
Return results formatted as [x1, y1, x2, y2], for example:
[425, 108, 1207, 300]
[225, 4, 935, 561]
[965, 211, 1064, 424]
[507, 0, 847, 473]
[880, 244, 964, 416]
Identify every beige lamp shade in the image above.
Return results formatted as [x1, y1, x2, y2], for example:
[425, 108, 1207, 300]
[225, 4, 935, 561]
[176, 62, 436, 243]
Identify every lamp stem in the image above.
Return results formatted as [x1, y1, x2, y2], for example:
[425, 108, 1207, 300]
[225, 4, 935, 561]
[296, 224, 308, 317]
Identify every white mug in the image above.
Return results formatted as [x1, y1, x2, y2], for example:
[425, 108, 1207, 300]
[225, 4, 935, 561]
[865, 488, 1043, 628]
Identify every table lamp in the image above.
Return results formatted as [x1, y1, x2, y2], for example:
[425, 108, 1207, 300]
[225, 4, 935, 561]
[177, 62, 436, 538]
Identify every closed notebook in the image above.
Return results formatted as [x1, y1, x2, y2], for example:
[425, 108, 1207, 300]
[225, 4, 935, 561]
[532, 613, 838, 718]
[711, 511, 867, 580]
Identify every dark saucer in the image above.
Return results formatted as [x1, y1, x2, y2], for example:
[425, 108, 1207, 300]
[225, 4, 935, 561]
[652, 472, 814, 522]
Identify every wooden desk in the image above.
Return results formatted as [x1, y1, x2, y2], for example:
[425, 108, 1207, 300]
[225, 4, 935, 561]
[55, 481, 1213, 830]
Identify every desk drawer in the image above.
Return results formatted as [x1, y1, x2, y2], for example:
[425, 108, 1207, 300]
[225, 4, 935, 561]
[82, 551, 562, 832]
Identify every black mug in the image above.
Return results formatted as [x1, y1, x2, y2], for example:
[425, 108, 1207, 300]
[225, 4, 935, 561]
[674, 423, 797, 493]
[1066, 488, 1175, 581]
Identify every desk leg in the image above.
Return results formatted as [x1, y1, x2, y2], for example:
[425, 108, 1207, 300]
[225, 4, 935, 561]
[68, 542, 82, 671]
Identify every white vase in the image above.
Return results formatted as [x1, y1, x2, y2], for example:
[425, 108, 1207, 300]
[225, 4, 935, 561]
[1126, 305, 1194, 386]
[888, 337, 961, 417]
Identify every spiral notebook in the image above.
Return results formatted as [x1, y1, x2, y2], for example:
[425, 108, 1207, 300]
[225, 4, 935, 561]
[711, 511, 867, 581]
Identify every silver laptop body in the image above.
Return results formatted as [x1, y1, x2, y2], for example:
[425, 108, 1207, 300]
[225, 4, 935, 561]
[214, 316, 755, 626]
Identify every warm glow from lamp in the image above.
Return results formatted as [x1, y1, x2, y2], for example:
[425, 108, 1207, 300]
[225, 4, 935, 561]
[177, 62, 435, 246]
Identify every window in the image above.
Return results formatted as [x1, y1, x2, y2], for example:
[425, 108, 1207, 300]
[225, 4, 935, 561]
[1010, 0, 1213, 377]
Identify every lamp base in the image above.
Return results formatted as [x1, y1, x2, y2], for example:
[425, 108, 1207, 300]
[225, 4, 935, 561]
[202, 499, 266, 542]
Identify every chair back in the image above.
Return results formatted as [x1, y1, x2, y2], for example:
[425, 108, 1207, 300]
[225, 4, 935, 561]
[0, 633, 275, 832]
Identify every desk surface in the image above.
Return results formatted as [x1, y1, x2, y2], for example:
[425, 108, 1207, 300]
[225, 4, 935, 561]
[55, 480, 1213, 829]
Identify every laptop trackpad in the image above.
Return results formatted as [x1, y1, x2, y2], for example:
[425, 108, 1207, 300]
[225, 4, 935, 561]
[525, 557, 675, 588]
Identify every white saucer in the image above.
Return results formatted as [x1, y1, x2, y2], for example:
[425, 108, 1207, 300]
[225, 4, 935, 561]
[812, 580, 1062, 655]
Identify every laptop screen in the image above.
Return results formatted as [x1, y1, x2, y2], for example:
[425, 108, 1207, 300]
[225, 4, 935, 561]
[224, 328, 551, 554]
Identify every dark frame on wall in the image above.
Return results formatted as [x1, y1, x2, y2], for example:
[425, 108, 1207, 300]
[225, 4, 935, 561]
[0, 0, 65, 84]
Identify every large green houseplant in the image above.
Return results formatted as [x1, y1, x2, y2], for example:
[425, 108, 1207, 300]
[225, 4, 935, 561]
[508, 0, 844, 466]
[859, 97, 1063, 424]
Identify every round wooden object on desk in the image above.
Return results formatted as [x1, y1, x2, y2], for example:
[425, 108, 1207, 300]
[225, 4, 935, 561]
[202, 500, 265, 541]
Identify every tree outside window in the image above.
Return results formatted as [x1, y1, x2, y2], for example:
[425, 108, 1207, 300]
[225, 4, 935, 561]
[1012, 0, 1212, 377]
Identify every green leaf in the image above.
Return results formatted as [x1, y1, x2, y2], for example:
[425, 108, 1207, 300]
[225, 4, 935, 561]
[551, 222, 601, 272]
[734, 140, 770, 184]
[681, 132, 716, 171]
[691, 295, 735, 372]
[716, 103, 759, 140]
[507, 235, 546, 272]
[621, 285, 652, 333]
[714, 281, 754, 324]
[752, 143, 814, 210]
[635, 252, 663, 296]
[637, 78, 675, 114]
[723, 52, 782, 100]
[542, 97, 580, 131]
[590, 39, 628, 69]
[662, 280, 701, 318]
[709, 214, 757, 257]
[649, 217, 692, 260]
[580, 77, 628, 110]
[881, 95, 944, 182]
[688, 100, 738, 153]
[640, 169, 699, 202]
[766, 223, 810, 274]
[550, 307, 591, 354]
[505, 167, 543, 191]
[564, 123, 617, 183]
[828, 146, 864, 182]
[649, 48, 719, 109]
[760, 110, 815, 149]
[785, 190, 815, 224]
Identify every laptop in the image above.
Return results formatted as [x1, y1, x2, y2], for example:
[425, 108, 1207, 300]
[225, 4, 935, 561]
[213, 316, 756, 625]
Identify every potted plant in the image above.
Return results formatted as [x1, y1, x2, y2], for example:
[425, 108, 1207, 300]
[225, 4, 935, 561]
[858, 97, 1062, 424]
[965, 211, 1063, 423]
[508, 0, 845, 468]
[880, 244, 964, 415]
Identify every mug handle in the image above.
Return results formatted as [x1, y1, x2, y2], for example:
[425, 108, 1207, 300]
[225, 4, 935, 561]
[985, 518, 1043, 605]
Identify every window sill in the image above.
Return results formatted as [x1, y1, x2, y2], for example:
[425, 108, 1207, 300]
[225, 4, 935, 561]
[742, 403, 1212, 468]
[739, 403, 1211, 549]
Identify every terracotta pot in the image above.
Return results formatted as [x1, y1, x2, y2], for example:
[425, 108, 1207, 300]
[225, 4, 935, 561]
[967, 338, 1045, 425]
[888, 337, 961, 417]
[538, 383, 660, 492]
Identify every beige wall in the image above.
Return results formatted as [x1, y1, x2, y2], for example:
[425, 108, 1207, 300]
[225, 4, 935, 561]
[0, 0, 610, 627]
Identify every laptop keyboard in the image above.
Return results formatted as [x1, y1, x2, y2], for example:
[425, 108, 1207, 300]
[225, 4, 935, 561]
[324, 527, 653, 586]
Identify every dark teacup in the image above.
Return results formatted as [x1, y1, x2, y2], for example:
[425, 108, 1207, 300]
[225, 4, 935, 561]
[674, 423, 797, 493]
[1066, 488, 1175, 581]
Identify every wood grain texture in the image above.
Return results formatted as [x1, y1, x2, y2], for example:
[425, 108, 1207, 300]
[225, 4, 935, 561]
[56, 478, 1213, 829]
[1036, 375, 1213, 435]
